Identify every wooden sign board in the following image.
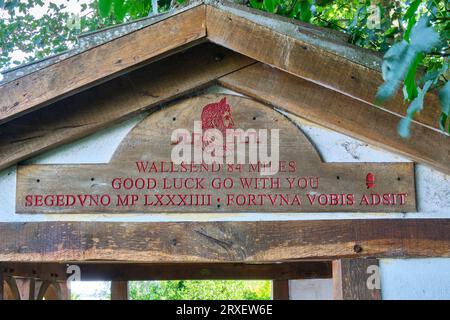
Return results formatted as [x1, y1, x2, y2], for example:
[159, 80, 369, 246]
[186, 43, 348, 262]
[16, 94, 416, 213]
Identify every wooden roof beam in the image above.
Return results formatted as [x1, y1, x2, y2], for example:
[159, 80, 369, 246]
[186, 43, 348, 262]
[206, 3, 444, 132]
[0, 4, 207, 125]
[218, 63, 450, 174]
[0, 219, 449, 262]
[0, 44, 254, 171]
[2, 262, 332, 281]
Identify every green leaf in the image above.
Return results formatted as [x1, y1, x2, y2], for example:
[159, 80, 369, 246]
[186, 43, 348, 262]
[403, 52, 423, 101]
[98, 0, 113, 18]
[403, 0, 421, 41]
[438, 81, 450, 115]
[263, 0, 276, 13]
[299, 0, 312, 22]
[439, 113, 448, 133]
[439, 81, 450, 131]
[398, 116, 413, 138]
[249, 0, 263, 10]
[404, 16, 416, 41]
[398, 80, 432, 138]
[409, 17, 440, 53]
[404, 0, 422, 20]
[113, 0, 126, 21]
[377, 41, 413, 101]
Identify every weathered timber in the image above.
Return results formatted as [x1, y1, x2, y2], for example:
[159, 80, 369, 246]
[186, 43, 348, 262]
[333, 258, 381, 300]
[1, 262, 332, 281]
[0, 44, 254, 171]
[0, 5, 206, 124]
[0, 220, 448, 262]
[207, 4, 443, 130]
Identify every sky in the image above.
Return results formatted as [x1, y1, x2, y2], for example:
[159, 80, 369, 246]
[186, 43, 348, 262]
[71, 281, 111, 300]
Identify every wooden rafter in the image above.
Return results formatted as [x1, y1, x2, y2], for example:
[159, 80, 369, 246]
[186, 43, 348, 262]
[0, 44, 254, 171]
[218, 63, 450, 174]
[0, 1, 447, 174]
[0, 4, 206, 124]
[206, 3, 443, 131]
[2, 262, 332, 281]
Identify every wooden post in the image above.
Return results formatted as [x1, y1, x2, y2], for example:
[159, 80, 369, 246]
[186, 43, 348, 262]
[333, 258, 381, 300]
[111, 281, 128, 300]
[0, 264, 3, 300]
[272, 280, 290, 300]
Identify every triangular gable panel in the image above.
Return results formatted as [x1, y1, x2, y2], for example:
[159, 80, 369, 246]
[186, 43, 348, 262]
[0, 1, 448, 176]
[15, 94, 416, 214]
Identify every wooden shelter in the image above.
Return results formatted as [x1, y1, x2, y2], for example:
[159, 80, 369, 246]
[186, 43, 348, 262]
[0, 1, 449, 300]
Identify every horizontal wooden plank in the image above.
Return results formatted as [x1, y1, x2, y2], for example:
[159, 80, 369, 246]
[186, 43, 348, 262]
[0, 5, 206, 124]
[0, 220, 449, 262]
[15, 163, 416, 214]
[2, 262, 331, 281]
[207, 4, 443, 131]
[218, 63, 450, 175]
[0, 44, 255, 171]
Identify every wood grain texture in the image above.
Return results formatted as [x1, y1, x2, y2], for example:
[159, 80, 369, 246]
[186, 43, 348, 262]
[0, 44, 255, 171]
[2, 262, 332, 281]
[3, 276, 20, 300]
[272, 280, 290, 300]
[0, 5, 206, 124]
[207, 5, 443, 131]
[111, 281, 128, 300]
[0, 220, 449, 262]
[218, 63, 450, 175]
[333, 259, 381, 300]
[0, 264, 3, 300]
[15, 94, 416, 213]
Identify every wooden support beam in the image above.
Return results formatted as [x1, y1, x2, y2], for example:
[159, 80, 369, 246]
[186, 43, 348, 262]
[36, 281, 52, 300]
[0, 43, 254, 171]
[4, 276, 20, 300]
[333, 259, 381, 300]
[42, 282, 70, 300]
[1, 262, 331, 281]
[0, 5, 206, 125]
[0, 264, 3, 300]
[0, 220, 449, 262]
[219, 63, 450, 174]
[111, 281, 128, 300]
[207, 4, 443, 131]
[272, 280, 290, 300]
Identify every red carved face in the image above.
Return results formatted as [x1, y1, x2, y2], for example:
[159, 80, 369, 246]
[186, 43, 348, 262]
[201, 97, 235, 135]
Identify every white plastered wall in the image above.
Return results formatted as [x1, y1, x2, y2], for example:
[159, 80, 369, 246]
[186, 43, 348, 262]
[0, 86, 449, 299]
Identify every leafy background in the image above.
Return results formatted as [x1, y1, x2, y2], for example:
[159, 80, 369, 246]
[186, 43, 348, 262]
[0, 0, 448, 136]
[70, 280, 271, 300]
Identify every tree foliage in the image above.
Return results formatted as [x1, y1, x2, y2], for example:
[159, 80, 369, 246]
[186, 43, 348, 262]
[128, 280, 271, 300]
[0, 0, 448, 136]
